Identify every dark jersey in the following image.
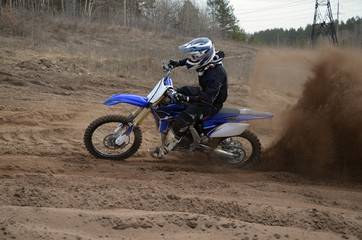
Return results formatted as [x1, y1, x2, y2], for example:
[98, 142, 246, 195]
[198, 63, 228, 108]
[178, 56, 228, 110]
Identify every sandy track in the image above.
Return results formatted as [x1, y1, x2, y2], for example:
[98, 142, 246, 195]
[1, 44, 361, 239]
[1, 157, 361, 239]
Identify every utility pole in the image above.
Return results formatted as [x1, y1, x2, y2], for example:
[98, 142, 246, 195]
[311, 0, 338, 46]
[336, 0, 340, 39]
[124, 0, 127, 26]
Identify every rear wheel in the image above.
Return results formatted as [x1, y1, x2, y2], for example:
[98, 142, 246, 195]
[84, 115, 142, 160]
[217, 130, 261, 169]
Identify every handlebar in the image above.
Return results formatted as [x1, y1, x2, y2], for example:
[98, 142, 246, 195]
[162, 63, 174, 77]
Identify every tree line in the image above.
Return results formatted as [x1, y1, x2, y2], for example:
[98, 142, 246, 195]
[249, 17, 362, 47]
[0, 0, 246, 41]
[0, 0, 360, 47]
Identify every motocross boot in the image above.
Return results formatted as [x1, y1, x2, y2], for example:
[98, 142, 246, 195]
[149, 130, 180, 159]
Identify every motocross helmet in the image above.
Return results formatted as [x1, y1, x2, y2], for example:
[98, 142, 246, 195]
[179, 37, 215, 69]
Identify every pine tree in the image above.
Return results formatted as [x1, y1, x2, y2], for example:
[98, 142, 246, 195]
[207, 0, 245, 42]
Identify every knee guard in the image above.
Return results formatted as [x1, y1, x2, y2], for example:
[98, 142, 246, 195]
[172, 112, 194, 137]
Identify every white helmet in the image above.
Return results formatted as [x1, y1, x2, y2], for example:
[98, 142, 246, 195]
[179, 37, 215, 69]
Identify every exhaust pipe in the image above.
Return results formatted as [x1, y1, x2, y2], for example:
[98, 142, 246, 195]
[197, 144, 241, 160]
[212, 149, 238, 159]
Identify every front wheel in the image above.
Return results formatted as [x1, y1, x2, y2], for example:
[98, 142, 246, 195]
[84, 115, 142, 160]
[217, 129, 261, 169]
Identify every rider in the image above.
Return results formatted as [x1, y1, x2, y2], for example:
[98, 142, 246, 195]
[150, 37, 228, 159]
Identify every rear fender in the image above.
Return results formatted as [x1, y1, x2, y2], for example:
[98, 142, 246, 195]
[207, 123, 249, 138]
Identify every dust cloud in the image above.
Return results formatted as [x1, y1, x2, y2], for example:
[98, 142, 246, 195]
[259, 47, 362, 180]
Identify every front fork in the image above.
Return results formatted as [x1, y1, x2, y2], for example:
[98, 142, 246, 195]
[114, 96, 166, 146]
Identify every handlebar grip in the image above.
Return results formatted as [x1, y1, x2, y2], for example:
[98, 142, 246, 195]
[162, 63, 174, 72]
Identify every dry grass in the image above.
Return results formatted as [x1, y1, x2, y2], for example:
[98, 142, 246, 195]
[1, 13, 256, 89]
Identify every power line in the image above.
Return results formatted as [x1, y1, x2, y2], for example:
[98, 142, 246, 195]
[236, 12, 313, 25]
[234, 3, 311, 15]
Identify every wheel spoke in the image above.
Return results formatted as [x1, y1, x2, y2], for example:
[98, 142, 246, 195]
[217, 130, 260, 169]
[84, 115, 142, 160]
[92, 122, 134, 156]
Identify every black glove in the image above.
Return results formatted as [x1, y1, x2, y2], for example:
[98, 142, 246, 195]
[173, 93, 188, 104]
[168, 59, 180, 68]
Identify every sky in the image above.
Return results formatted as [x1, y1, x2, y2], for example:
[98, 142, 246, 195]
[225, 0, 362, 33]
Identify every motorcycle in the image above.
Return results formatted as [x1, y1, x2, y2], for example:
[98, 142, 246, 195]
[84, 64, 273, 169]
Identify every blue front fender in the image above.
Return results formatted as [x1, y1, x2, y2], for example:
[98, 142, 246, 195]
[104, 94, 148, 107]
